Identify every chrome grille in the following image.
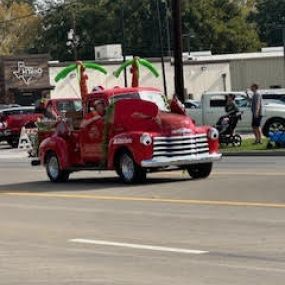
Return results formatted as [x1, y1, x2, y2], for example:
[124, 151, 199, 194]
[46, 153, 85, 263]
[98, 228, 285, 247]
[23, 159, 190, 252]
[153, 134, 209, 158]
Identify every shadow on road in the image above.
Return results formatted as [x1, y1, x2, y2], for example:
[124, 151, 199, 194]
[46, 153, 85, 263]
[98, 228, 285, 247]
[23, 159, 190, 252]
[0, 176, 191, 194]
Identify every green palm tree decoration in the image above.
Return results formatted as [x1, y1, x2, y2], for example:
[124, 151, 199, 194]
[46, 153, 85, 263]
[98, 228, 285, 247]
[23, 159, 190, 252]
[55, 62, 107, 83]
[55, 61, 107, 116]
[113, 56, 159, 87]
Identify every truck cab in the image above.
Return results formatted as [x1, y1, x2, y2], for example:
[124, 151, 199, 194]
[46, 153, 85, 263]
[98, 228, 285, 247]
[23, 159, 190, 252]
[38, 87, 221, 183]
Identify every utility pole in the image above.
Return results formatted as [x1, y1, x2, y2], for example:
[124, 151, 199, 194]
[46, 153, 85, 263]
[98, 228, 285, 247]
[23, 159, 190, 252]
[171, 0, 185, 103]
[162, 0, 171, 57]
[156, 0, 168, 97]
[120, 5, 128, 87]
[283, 27, 285, 62]
[282, 26, 285, 87]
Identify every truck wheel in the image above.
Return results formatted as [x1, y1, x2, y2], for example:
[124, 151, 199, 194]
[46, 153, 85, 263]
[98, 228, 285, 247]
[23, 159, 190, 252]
[7, 137, 19, 148]
[186, 163, 212, 179]
[46, 153, 69, 183]
[116, 152, 146, 184]
[263, 118, 285, 137]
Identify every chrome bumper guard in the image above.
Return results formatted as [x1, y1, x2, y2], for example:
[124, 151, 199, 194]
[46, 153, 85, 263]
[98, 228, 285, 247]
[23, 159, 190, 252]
[141, 153, 222, 168]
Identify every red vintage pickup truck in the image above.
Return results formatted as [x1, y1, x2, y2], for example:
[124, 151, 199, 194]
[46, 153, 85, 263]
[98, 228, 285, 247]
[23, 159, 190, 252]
[37, 87, 221, 183]
[0, 106, 42, 147]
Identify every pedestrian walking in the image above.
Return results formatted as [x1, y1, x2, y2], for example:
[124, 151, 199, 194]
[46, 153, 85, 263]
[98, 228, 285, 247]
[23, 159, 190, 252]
[250, 83, 263, 144]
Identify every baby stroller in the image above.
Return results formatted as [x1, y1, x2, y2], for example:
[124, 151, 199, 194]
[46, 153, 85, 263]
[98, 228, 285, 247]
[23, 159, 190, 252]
[216, 112, 242, 147]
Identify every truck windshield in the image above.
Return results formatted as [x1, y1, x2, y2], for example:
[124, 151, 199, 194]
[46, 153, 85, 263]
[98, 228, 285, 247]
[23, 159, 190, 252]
[57, 100, 82, 113]
[139, 92, 170, 112]
[110, 92, 170, 112]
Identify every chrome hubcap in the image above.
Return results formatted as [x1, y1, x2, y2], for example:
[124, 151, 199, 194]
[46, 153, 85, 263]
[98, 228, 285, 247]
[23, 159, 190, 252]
[121, 154, 134, 181]
[48, 156, 59, 179]
[269, 122, 285, 132]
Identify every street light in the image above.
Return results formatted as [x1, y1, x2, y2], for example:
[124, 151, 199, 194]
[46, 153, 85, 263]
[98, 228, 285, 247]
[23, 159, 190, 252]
[66, 28, 80, 60]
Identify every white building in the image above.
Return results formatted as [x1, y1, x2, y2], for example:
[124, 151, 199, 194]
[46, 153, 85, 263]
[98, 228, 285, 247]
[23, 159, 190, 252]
[48, 45, 285, 100]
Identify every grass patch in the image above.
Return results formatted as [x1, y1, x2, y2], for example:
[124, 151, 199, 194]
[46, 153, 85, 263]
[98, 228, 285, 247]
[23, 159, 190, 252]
[221, 138, 269, 152]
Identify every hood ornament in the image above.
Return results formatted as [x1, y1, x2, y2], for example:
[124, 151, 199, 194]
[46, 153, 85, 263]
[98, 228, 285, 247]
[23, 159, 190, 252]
[172, 128, 193, 135]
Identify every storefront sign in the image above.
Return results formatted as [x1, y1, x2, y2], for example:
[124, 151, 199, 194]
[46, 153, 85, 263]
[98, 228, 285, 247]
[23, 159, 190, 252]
[13, 61, 43, 85]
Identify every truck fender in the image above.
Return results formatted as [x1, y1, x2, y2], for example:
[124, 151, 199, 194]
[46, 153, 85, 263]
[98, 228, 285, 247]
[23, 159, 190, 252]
[107, 133, 153, 169]
[40, 137, 70, 170]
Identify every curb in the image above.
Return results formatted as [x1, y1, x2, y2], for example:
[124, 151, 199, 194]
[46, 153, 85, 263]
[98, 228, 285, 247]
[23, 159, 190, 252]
[222, 151, 285, 157]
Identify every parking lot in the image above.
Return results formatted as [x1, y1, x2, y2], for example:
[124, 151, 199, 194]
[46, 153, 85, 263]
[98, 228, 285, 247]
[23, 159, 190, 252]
[0, 142, 285, 284]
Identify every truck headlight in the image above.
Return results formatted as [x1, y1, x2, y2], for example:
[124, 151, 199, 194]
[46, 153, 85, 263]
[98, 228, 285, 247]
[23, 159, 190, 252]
[208, 128, 219, 140]
[140, 133, 152, 146]
[0, 121, 7, 130]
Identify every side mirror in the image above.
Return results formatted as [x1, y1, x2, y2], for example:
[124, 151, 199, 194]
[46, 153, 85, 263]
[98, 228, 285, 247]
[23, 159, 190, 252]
[170, 96, 186, 115]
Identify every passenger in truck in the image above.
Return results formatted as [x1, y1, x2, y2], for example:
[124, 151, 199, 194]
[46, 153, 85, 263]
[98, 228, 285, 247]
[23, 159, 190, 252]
[80, 99, 106, 128]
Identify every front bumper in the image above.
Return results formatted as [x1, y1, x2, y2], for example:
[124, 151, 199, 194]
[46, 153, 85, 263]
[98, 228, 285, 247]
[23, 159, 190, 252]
[0, 129, 12, 139]
[141, 153, 222, 168]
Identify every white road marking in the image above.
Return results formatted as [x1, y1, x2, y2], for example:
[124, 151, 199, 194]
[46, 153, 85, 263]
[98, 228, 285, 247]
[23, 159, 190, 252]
[69, 238, 209, 255]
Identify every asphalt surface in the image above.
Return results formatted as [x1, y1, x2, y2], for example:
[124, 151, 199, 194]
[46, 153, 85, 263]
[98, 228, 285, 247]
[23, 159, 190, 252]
[0, 143, 285, 284]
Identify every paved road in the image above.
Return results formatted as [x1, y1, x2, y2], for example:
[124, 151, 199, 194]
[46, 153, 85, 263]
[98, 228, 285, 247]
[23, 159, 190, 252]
[0, 145, 285, 284]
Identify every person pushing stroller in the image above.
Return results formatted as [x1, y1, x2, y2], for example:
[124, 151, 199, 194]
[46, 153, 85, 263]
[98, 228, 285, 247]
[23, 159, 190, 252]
[216, 94, 242, 146]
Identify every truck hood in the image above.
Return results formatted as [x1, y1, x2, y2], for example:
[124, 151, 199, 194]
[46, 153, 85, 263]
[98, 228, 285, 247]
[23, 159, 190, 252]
[156, 111, 196, 135]
[113, 99, 197, 135]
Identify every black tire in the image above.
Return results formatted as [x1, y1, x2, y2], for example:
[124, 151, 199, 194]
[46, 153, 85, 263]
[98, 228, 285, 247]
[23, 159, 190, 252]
[232, 134, 242, 147]
[186, 163, 213, 179]
[7, 137, 19, 148]
[116, 151, 146, 184]
[46, 153, 70, 183]
[263, 118, 285, 137]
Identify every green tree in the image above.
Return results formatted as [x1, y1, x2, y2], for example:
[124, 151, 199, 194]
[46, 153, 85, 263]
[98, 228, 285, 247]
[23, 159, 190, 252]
[250, 0, 285, 46]
[0, 1, 40, 55]
[183, 0, 260, 54]
[33, 0, 261, 60]
[34, 0, 167, 60]
[34, 0, 121, 61]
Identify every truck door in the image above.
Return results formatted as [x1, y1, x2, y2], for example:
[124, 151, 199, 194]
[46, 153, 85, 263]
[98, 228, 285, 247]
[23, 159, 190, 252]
[80, 96, 107, 165]
[80, 116, 105, 163]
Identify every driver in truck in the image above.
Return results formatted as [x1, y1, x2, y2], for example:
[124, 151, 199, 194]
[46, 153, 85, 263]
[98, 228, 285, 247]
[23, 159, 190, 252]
[80, 99, 106, 128]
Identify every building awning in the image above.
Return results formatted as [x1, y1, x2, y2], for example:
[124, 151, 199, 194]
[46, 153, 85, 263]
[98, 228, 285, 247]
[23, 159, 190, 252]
[9, 86, 55, 92]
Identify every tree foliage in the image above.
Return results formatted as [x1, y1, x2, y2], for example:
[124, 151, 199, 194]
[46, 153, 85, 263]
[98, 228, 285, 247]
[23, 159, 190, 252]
[0, 1, 40, 55]
[0, 0, 266, 59]
[182, 0, 260, 53]
[250, 0, 285, 46]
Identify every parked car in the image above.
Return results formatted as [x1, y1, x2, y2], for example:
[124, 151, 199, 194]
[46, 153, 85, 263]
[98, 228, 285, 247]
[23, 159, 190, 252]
[186, 92, 285, 136]
[0, 106, 42, 147]
[184, 99, 201, 109]
[0, 104, 21, 110]
[35, 87, 221, 184]
[260, 89, 285, 105]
